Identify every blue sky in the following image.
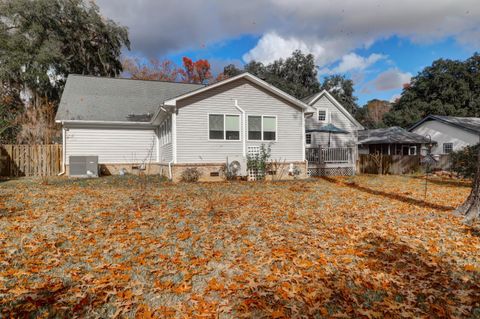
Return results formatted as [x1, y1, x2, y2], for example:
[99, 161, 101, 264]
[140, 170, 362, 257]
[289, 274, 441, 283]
[97, 0, 480, 106]
[141, 35, 477, 106]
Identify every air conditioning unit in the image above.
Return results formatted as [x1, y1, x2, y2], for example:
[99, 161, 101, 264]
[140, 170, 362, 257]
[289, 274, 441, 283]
[69, 156, 99, 178]
[226, 155, 247, 177]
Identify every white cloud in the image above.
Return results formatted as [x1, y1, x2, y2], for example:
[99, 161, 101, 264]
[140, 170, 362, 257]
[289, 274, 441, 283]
[242, 32, 326, 64]
[333, 53, 385, 73]
[319, 53, 386, 74]
[362, 68, 412, 93]
[96, 0, 480, 67]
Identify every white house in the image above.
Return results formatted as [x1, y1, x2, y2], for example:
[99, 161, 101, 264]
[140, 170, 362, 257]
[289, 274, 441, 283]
[302, 90, 364, 176]
[409, 115, 480, 155]
[56, 73, 312, 181]
[55, 72, 362, 181]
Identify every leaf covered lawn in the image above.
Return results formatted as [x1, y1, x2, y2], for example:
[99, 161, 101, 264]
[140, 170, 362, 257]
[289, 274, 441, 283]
[0, 175, 479, 318]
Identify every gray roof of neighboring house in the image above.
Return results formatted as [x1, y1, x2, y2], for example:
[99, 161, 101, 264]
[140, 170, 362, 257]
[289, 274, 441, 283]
[301, 93, 318, 105]
[358, 126, 434, 145]
[55, 75, 204, 122]
[409, 115, 480, 134]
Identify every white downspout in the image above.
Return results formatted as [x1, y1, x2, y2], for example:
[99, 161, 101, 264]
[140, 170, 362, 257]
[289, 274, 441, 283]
[234, 99, 246, 157]
[156, 127, 160, 162]
[170, 108, 177, 181]
[172, 110, 177, 163]
[57, 124, 66, 176]
[301, 109, 306, 162]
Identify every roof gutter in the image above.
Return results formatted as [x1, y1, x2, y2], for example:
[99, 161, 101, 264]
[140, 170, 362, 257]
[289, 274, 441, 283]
[57, 119, 156, 126]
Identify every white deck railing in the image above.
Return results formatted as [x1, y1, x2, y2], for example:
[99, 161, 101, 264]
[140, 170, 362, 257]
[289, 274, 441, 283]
[306, 147, 353, 164]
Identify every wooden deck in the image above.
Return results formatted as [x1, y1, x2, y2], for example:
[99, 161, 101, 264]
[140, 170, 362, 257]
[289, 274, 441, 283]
[306, 147, 356, 176]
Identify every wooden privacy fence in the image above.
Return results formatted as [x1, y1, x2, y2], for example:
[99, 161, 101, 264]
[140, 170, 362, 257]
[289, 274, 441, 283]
[0, 144, 62, 177]
[357, 154, 421, 175]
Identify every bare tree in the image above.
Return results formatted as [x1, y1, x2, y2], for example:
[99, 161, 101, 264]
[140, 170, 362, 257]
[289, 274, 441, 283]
[455, 146, 480, 222]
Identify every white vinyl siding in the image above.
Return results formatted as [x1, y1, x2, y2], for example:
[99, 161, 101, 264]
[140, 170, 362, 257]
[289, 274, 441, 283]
[411, 120, 479, 155]
[158, 115, 173, 162]
[65, 126, 157, 164]
[175, 78, 303, 163]
[306, 95, 358, 147]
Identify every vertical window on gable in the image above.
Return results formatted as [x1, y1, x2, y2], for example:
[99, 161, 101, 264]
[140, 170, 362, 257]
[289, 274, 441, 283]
[306, 133, 312, 145]
[209, 114, 224, 139]
[225, 115, 240, 140]
[318, 109, 327, 122]
[263, 116, 276, 140]
[248, 116, 262, 140]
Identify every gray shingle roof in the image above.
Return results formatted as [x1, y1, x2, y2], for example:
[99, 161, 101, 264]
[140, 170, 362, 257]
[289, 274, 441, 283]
[409, 115, 480, 134]
[55, 75, 204, 122]
[301, 93, 318, 105]
[359, 126, 433, 145]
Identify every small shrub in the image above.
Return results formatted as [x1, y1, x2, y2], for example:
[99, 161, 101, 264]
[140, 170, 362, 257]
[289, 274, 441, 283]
[451, 144, 478, 178]
[181, 167, 201, 182]
[220, 163, 237, 181]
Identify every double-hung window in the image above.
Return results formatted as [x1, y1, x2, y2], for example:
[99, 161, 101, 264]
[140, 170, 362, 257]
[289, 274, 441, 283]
[263, 116, 276, 140]
[248, 115, 277, 141]
[248, 116, 262, 140]
[306, 133, 312, 145]
[225, 115, 240, 140]
[443, 143, 453, 154]
[318, 109, 328, 122]
[209, 114, 240, 140]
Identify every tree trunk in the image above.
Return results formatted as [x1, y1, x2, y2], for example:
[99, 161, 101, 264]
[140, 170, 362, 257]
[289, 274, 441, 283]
[455, 144, 480, 222]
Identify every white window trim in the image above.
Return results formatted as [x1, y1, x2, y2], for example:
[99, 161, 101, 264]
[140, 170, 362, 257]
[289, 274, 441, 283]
[305, 133, 312, 146]
[317, 108, 329, 123]
[207, 113, 241, 141]
[409, 146, 417, 155]
[443, 143, 453, 154]
[247, 115, 278, 142]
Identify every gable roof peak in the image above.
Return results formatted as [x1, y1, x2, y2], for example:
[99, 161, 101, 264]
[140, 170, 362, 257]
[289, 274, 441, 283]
[163, 72, 309, 110]
[304, 89, 363, 129]
[409, 114, 480, 134]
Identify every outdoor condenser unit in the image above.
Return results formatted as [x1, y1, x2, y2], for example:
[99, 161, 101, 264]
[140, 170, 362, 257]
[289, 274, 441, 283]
[69, 156, 99, 177]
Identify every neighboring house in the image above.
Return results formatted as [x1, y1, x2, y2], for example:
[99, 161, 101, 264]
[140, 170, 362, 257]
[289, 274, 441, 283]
[56, 73, 309, 181]
[302, 90, 364, 176]
[358, 126, 434, 156]
[409, 115, 480, 155]
[302, 90, 363, 148]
